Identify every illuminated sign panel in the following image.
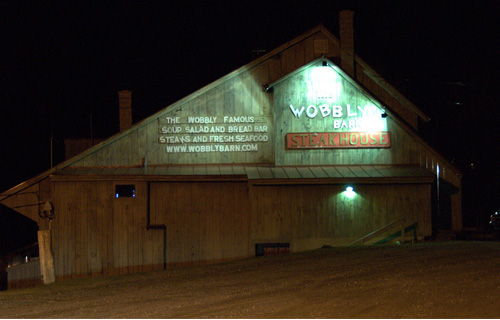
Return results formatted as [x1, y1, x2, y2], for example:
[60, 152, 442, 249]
[286, 132, 391, 149]
[281, 62, 391, 151]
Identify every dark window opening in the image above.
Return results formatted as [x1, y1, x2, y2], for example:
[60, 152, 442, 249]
[115, 184, 136, 198]
[255, 243, 290, 256]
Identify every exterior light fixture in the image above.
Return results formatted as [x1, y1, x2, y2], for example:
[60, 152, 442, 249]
[263, 84, 273, 93]
[311, 63, 340, 100]
[344, 185, 355, 199]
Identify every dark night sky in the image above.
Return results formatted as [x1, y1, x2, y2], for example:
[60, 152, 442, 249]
[1, 1, 499, 227]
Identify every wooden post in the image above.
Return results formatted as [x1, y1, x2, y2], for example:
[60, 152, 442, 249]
[38, 230, 55, 284]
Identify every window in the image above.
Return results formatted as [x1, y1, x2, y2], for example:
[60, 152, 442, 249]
[115, 184, 136, 198]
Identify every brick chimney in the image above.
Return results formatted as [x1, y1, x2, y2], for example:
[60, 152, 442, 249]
[339, 10, 355, 77]
[118, 90, 132, 132]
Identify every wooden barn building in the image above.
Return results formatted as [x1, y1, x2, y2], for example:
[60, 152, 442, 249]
[0, 11, 462, 288]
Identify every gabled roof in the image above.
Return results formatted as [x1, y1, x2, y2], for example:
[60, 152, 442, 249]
[355, 56, 430, 122]
[265, 56, 439, 167]
[57, 25, 430, 169]
[1, 24, 458, 199]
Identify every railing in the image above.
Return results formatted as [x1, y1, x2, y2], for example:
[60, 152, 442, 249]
[349, 218, 409, 246]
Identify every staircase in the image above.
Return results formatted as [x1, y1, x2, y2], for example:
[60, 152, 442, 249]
[349, 218, 419, 246]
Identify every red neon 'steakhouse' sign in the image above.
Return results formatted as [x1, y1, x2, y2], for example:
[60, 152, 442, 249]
[286, 132, 391, 149]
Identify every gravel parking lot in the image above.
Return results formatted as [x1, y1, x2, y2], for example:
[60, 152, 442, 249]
[1, 241, 500, 318]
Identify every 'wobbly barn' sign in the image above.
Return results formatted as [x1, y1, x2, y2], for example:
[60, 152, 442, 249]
[280, 62, 392, 150]
[286, 103, 390, 149]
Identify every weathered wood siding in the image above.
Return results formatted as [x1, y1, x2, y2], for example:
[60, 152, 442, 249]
[51, 180, 250, 278]
[52, 181, 163, 279]
[150, 181, 250, 265]
[250, 183, 432, 250]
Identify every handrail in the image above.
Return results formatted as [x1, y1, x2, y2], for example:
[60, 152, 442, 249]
[374, 222, 419, 245]
[349, 218, 406, 246]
